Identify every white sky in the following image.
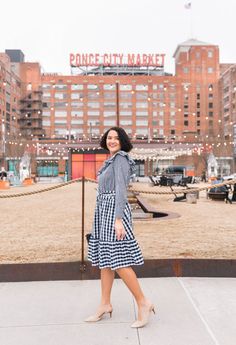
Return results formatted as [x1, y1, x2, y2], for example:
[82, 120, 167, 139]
[1, 0, 235, 75]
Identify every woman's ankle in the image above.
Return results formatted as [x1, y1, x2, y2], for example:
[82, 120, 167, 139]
[100, 301, 112, 307]
[136, 297, 151, 308]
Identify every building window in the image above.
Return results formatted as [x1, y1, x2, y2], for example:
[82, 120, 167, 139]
[104, 111, 116, 117]
[209, 102, 213, 108]
[183, 67, 189, 73]
[55, 102, 68, 108]
[136, 102, 148, 108]
[120, 120, 132, 125]
[136, 85, 148, 91]
[71, 84, 83, 90]
[42, 120, 51, 126]
[104, 92, 116, 99]
[136, 111, 148, 116]
[104, 120, 116, 126]
[196, 52, 201, 59]
[136, 120, 148, 126]
[208, 50, 213, 58]
[184, 104, 188, 109]
[55, 84, 67, 90]
[42, 84, 51, 89]
[120, 111, 132, 116]
[71, 119, 83, 124]
[120, 92, 132, 99]
[209, 111, 214, 117]
[54, 119, 67, 124]
[208, 67, 214, 73]
[88, 92, 99, 100]
[170, 111, 175, 116]
[88, 111, 100, 116]
[55, 110, 67, 117]
[120, 84, 132, 91]
[71, 102, 83, 108]
[87, 84, 99, 90]
[197, 111, 200, 117]
[184, 120, 189, 126]
[136, 92, 148, 100]
[197, 93, 200, 100]
[43, 92, 51, 98]
[159, 120, 164, 126]
[104, 102, 116, 108]
[170, 120, 175, 126]
[197, 120, 200, 126]
[88, 102, 99, 108]
[71, 111, 83, 116]
[88, 119, 99, 126]
[170, 129, 175, 135]
[55, 93, 67, 100]
[120, 102, 132, 109]
[104, 84, 115, 90]
[197, 102, 200, 108]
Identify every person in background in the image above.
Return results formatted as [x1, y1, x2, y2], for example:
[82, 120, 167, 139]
[0, 167, 7, 181]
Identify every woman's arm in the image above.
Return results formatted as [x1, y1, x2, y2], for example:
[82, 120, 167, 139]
[113, 154, 130, 219]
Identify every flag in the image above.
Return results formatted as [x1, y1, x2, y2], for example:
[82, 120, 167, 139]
[184, 2, 191, 9]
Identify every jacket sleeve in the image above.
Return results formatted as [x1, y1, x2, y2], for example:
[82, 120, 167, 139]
[113, 154, 130, 219]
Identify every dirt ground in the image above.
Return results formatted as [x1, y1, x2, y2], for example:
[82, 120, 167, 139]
[0, 181, 236, 264]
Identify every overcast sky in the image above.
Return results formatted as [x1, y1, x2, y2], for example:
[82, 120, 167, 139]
[1, 0, 235, 75]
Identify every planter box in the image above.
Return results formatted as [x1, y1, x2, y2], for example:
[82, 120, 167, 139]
[23, 178, 34, 186]
[0, 181, 10, 189]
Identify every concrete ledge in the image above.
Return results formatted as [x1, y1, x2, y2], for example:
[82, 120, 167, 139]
[136, 195, 180, 220]
[0, 259, 236, 282]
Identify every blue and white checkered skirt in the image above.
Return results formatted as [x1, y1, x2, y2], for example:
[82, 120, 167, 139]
[87, 191, 144, 270]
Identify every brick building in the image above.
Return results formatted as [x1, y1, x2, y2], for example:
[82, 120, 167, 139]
[39, 39, 220, 143]
[1, 40, 235, 177]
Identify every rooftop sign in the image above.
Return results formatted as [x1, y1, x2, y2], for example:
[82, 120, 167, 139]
[70, 53, 165, 67]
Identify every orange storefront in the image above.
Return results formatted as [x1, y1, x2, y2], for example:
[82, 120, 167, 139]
[70, 149, 109, 180]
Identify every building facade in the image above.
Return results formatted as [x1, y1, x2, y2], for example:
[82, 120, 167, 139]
[1, 39, 235, 177]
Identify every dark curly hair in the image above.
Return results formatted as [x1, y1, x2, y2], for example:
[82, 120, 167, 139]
[100, 127, 133, 152]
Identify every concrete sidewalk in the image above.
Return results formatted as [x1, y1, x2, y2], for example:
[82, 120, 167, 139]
[0, 277, 235, 345]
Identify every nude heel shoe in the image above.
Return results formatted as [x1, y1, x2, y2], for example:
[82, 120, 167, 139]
[85, 306, 113, 322]
[131, 304, 155, 328]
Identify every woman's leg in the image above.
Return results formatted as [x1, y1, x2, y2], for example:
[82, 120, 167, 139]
[85, 268, 115, 321]
[116, 266, 152, 320]
[100, 268, 115, 305]
[116, 267, 145, 304]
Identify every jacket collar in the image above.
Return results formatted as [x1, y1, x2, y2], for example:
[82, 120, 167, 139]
[98, 150, 136, 176]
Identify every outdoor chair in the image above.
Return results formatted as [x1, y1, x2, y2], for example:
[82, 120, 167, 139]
[148, 176, 159, 186]
[159, 175, 174, 187]
[177, 177, 189, 187]
[169, 185, 187, 202]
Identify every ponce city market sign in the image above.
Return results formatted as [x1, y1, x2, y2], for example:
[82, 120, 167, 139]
[70, 53, 165, 67]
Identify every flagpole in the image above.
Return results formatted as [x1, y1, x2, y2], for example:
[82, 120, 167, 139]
[190, 2, 193, 38]
[184, 2, 193, 38]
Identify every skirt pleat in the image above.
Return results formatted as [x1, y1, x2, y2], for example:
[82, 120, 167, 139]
[87, 191, 144, 270]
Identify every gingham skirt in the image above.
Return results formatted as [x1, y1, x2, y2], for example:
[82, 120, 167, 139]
[87, 191, 144, 270]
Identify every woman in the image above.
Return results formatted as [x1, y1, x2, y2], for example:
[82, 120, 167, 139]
[86, 127, 155, 328]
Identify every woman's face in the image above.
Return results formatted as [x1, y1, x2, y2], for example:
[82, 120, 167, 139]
[106, 130, 121, 155]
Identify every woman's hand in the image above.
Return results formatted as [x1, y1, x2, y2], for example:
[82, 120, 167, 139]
[115, 219, 126, 240]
